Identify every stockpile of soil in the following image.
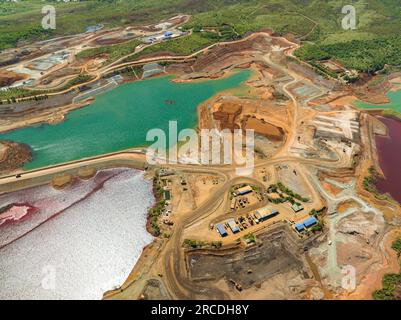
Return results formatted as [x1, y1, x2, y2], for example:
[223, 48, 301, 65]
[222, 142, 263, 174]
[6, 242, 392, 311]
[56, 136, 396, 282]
[243, 116, 284, 141]
[0, 70, 26, 87]
[0, 141, 32, 173]
[52, 173, 73, 189]
[192, 34, 271, 72]
[78, 167, 97, 180]
[212, 101, 242, 131]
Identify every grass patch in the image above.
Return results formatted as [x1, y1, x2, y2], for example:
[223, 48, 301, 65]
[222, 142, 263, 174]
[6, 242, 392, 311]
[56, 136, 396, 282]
[182, 239, 222, 249]
[295, 36, 401, 74]
[0, 0, 179, 50]
[244, 233, 256, 244]
[124, 33, 216, 62]
[363, 166, 392, 201]
[0, 88, 44, 101]
[392, 238, 401, 258]
[147, 177, 167, 237]
[267, 182, 310, 204]
[1, 0, 400, 77]
[76, 39, 142, 64]
[0, 74, 94, 101]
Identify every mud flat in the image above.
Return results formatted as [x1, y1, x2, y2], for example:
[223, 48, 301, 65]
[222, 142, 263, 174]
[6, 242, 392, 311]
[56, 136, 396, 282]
[0, 140, 31, 173]
[0, 168, 154, 299]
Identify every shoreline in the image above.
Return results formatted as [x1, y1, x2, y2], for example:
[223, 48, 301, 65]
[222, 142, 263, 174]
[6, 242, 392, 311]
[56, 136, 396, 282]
[372, 116, 401, 205]
[0, 167, 155, 299]
[346, 227, 401, 300]
[0, 68, 252, 173]
[0, 99, 92, 135]
[0, 68, 247, 135]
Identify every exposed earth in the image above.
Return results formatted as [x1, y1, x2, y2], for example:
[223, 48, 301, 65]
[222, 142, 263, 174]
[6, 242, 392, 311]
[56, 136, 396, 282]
[0, 13, 400, 301]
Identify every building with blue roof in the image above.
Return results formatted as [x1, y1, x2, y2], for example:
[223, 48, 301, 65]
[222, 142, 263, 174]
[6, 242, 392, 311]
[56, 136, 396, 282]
[216, 223, 228, 237]
[294, 216, 318, 232]
[303, 216, 318, 228]
[295, 223, 305, 232]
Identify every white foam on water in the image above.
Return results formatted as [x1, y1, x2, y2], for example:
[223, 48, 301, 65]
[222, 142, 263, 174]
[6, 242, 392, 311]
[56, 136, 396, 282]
[0, 168, 154, 299]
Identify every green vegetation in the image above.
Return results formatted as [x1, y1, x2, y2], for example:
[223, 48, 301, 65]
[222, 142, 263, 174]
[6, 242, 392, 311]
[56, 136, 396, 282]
[148, 178, 167, 237]
[0, 88, 42, 101]
[363, 166, 378, 192]
[105, 65, 143, 79]
[277, 182, 310, 202]
[311, 218, 325, 233]
[363, 166, 392, 201]
[373, 237, 401, 300]
[62, 74, 94, 89]
[184, 24, 240, 42]
[392, 238, 401, 258]
[373, 273, 401, 300]
[183, 3, 314, 38]
[0, 24, 54, 51]
[2, 0, 399, 73]
[0, 74, 94, 102]
[309, 207, 326, 217]
[183, 239, 206, 248]
[244, 233, 256, 244]
[382, 109, 401, 121]
[272, 91, 289, 101]
[76, 39, 142, 64]
[309, 61, 339, 79]
[295, 36, 401, 74]
[368, 74, 387, 88]
[0, 0, 180, 50]
[124, 33, 216, 62]
[182, 239, 222, 249]
[267, 182, 310, 205]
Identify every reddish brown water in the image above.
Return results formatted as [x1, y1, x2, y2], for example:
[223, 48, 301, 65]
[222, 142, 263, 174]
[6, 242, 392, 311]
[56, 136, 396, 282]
[375, 116, 401, 204]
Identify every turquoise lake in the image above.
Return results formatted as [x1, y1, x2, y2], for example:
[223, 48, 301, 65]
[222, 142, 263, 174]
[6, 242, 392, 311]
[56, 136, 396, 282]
[354, 89, 401, 113]
[0, 70, 251, 170]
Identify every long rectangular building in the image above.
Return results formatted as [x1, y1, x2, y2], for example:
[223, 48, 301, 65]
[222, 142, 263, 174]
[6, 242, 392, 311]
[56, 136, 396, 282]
[294, 216, 318, 232]
[254, 207, 279, 222]
[236, 185, 253, 196]
[227, 219, 240, 233]
[216, 223, 228, 237]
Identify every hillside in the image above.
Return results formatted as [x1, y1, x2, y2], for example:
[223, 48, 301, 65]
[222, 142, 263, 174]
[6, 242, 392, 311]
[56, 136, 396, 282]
[0, 0, 400, 72]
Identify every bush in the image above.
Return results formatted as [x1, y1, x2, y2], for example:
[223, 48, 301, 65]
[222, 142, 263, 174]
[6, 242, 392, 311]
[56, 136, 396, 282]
[392, 238, 401, 258]
[373, 273, 401, 300]
[76, 39, 142, 64]
[295, 36, 401, 74]
[244, 233, 256, 244]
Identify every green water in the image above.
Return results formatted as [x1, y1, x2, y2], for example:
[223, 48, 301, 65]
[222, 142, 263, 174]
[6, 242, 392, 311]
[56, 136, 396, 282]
[354, 89, 401, 113]
[0, 70, 251, 170]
